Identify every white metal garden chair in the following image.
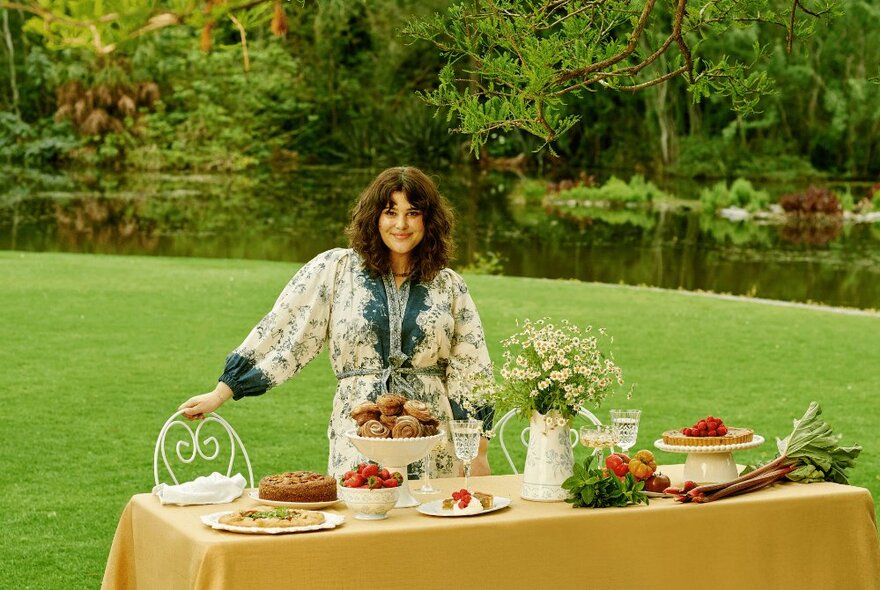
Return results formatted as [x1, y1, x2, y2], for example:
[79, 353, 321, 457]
[495, 408, 602, 474]
[153, 410, 255, 488]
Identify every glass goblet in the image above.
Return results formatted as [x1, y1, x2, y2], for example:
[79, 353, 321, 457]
[450, 419, 482, 490]
[579, 424, 619, 469]
[414, 443, 441, 495]
[610, 409, 641, 455]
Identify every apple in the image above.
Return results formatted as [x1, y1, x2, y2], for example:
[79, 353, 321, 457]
[643, 473, 671, 493]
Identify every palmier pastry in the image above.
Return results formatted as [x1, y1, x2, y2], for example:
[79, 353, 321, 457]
[376, 393, 407, 416]
[392, 415, 423, 438]
[402, 400, 434, 423]
[350, 402, 381, 426]
[359, 419, 391, 438]
[379, 414, 398, 427]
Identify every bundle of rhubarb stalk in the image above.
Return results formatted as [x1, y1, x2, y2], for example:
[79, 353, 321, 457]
[666, 402, 862, 503]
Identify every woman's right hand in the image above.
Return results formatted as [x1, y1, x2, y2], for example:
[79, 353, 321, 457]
[178, 382, 233, 420]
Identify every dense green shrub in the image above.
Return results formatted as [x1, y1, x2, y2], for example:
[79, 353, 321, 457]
[554, 175, 669, 205]
[700, 178, 769, 212]
[0, 113, 79, 166]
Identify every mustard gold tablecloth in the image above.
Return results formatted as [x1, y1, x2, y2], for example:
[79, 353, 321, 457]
[102, 472, 880, 590]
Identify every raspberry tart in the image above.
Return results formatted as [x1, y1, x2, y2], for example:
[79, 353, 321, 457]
[662, 415, 754, 447]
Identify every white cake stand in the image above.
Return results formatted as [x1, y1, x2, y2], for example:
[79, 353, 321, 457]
[654, 435, 765, 483]
[346, 430, 445, 508]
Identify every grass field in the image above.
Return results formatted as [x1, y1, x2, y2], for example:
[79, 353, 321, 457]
[2, 251, 878, 589]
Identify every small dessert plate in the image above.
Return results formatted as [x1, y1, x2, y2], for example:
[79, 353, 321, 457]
[644, 491, 674, 499]
[247, 490, 344, 510]
[417, 496, 512, 517]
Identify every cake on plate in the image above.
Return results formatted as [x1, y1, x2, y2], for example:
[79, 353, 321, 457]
[258, 471, 337, 502]
[442, 489, 494, 513]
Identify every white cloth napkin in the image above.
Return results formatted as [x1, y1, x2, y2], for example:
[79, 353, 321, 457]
[152, 472, 247, 505]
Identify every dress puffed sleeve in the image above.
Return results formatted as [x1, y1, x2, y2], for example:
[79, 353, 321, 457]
[219, 249, 347, 400]
[444, 271, 496, 434]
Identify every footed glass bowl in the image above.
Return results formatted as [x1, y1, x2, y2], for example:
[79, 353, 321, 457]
[338, 485, 400, 520]
[346, 430, 445, 508]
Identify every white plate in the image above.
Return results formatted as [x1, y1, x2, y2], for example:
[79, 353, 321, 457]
[247, 490, 343, 509]
[417, 496, 511, 517]
[201, 510, 345, 534]
[644, 491, 674, 498]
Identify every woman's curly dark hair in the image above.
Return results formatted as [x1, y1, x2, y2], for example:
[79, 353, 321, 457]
[346, 166, 455, 282]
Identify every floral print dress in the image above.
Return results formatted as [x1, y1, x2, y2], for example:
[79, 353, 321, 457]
[219, 248, 494, 478]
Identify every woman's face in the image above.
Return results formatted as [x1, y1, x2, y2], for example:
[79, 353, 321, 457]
[378, 191, 425, 264]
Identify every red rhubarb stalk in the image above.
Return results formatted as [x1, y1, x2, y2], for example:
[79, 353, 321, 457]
[700, 466, 795, 502]
[688, 455, 790, 497]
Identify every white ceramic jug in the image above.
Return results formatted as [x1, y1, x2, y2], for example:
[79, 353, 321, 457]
[520, 410, 579, 501]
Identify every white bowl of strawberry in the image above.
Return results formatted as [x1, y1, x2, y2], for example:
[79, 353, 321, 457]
[338, 462, 403, 520]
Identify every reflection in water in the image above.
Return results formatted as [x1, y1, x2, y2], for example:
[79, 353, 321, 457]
[1, 166, 879, 309]
[780, 216, 843, 246]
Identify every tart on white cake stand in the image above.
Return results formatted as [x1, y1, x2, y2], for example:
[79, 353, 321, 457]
[654, 435, 765, 483]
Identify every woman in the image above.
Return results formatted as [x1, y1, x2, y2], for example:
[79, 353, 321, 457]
[178, 166, 494, 479]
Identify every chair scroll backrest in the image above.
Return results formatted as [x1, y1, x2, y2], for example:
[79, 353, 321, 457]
[496, 408, 602, 475]
[153, 410, 255, 488]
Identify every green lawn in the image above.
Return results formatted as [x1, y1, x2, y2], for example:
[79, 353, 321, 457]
[2, 251, 878, 589]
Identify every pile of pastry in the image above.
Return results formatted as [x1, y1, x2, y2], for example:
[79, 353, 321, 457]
[351, 394, 441, 438]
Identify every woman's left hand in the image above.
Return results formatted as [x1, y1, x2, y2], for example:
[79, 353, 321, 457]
[468, 437, 491, 477]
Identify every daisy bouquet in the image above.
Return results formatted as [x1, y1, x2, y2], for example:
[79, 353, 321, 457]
[488, 318, 629, 420]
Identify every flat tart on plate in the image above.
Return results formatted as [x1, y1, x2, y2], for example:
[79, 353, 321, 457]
[218, 505, 325, 528]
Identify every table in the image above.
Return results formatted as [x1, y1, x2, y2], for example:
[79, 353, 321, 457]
[102, 471, 880, 590]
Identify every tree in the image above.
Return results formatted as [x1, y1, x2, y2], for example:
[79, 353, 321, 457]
[404, 0, 839, 154]
[0, 1, 286, 57]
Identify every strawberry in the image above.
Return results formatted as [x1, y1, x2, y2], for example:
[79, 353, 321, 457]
[697, 420, 708, 431]
[718, 425, 728, 435]
[343, 470, 356, 481]
[378, 468, 391, 480]
[382, 478, 399, 488]
[346, 474, 366, 488]
[367, 475, 383, 489]
[457, 498, 469, 509]
[356, 462, 368, 473]
[362, 464, 380, 478]
[392, 472, 404, 484]
[452, 491, 462, 500]
[707, 429, 717, 437]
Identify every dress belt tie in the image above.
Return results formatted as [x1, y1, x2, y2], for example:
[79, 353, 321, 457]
[335, 353, 446, 397]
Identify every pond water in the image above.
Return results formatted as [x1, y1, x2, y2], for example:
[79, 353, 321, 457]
[2, 165, 879, 309]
